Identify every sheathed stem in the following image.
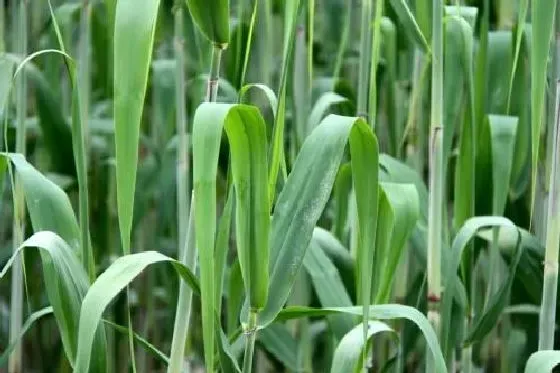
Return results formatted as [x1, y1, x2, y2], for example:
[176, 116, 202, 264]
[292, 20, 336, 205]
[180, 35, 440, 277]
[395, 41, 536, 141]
[539, 80, 560, 350]
[427, 0, 444, 370]
[242, 311, 259, 373]
[206, 46, 223, 102]
[356, 0, 372, 119]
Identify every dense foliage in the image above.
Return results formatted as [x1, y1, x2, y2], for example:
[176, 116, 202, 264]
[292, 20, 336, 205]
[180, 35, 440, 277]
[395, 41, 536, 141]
[0, 0, 559, 372]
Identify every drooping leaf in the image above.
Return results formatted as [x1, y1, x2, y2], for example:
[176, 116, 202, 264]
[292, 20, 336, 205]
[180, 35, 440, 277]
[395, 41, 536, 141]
[73, 251, 199, 373]
[258, 323, 299, 371]
[0, 231, 107, 371]
[275, 305, 447, 373]
[387, 0, 430, 53]
[330, 321, 395, 373]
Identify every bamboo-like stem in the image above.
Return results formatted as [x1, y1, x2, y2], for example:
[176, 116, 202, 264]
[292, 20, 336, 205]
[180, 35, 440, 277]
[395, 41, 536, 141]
[168, 197, 197, 373]
[427, 0, 444, 370]
[206, 46, 223, 102]
[367, 0, 383, 128]
[356, 0, 372, 119]
[242, 311, 259, 373]
[77, 0, 94, 281]
[9, 1, 27, 372]
[538, 80, 560, 350]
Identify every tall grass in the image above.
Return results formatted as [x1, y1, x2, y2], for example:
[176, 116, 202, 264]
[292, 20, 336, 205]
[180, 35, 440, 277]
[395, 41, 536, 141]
[2, 1, 560, 372]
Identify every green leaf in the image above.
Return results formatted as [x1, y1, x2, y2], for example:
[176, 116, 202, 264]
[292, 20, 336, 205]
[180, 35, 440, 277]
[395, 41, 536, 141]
[387, 0, 430, 53]
[0, 231, 106, 371]
[114, 0, 160, 254]
[530, 0, 557, 212]
[3, 153, 80, 251]
[258, 115, 378, 333]
[73, 251, 199, 373]
[275, 305, 447, 373]
[185, 0, 230, 47]
[524, 350, 560, 373]
[330, 321, 394, 373]
[0, 307, 53, 367]
[192, 103, 270, 370]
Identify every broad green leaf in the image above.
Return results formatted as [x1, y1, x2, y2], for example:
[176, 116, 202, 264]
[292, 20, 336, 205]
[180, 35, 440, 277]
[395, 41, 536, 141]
[330, 321, 394, 373]
[524, 350, 560, 373]
[114, 0, 160, 254]
[0, 307, 53, 366]
[388, 0, 430, 53]
[73, 251, 199, 373]
[258, 115, 378, 334]
[193, 103, 269, 370]
[275, 305, 447, 373]
[530, 0, 557, 211]
[507, 0, 528, 112]
[0, 231, 106, 371]
[185, 0, 230, 47]
[303, 238, 354, 338]
[487, 31, 512, 114]
[258, 323, 299, 371]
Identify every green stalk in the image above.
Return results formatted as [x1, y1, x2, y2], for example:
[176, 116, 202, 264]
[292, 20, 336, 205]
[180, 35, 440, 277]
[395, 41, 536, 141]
[307, 0, 314, 94]
[427, 0, 444, 369]
[168, 198, 197, 373]
[206, 46, 223, 102]
[367, 0, 383, 128]
[242, 311, 259, 373]
[78, 0, 94, 280]
[538, 80, 560, 350]
[9, 1, 27, 372]
[356, 0, 372, 118]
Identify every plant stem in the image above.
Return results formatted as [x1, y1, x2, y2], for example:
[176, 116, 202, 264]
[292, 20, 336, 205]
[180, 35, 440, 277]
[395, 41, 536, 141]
[367, 0, 383, 128]
[9, 1, 27, 372]
[333, 0, 351, 80]
[356, 0, 372, 119]
[206, 46, 223, 102]
[427, 0, 444, 370]
[168, 198, 197, 373]
[242, 311, 259, 373]
[539, 80, 560, 350]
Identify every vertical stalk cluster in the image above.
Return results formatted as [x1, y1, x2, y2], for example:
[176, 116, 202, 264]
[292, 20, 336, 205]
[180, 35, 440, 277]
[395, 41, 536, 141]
[427, 0, 444, 360]
[9, 1, 27, 372]
[168, 3, 197, 372]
